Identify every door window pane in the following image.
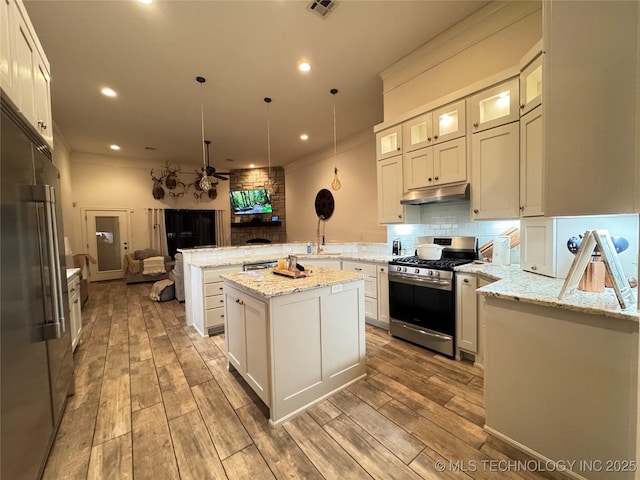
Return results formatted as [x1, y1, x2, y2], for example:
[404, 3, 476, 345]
[95, 216, 121, 271]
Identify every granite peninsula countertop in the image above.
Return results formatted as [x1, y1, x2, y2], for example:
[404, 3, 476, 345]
[189, 252, 393, 269]
[66, 267, 81, 281]
[221, 267, 367, 299]
[455, 263, 638, 322]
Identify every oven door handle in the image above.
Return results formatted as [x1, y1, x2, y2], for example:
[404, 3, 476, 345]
[389, 273, 451, 289]
[391, 320, 452, 341]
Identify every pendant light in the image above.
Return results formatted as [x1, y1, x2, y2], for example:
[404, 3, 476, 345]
[330, 88, 342, 191]
[196, 76, 213, 192]
[264, 97, 275, 196]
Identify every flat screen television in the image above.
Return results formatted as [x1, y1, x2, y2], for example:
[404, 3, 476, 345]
[229, 189, 273, 215]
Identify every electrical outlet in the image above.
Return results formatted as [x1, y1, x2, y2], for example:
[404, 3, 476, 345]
[361, 245, 368, 251]
[331, 284, 343, 294]
[284, 246, 292, 252]
[244, 250, 252, 256]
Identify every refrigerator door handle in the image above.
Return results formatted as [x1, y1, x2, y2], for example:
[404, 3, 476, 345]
[32, 185, 65, 340]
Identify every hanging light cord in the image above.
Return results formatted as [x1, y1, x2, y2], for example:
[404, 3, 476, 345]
[332, 89, 337, 163]
[265, 97, 272, 179]
[197, 76, 207, 172]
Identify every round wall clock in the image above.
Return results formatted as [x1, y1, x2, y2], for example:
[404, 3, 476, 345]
[314, 188, 335, 220]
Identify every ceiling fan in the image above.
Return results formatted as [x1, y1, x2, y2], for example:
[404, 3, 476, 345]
[203, 139, 230, 181]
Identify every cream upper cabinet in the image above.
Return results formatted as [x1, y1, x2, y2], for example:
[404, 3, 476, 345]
[376, 125, 402, 160]
[376, 154, 419, 224]
[432, 100, 465, 143]
[1, 0, 53, 148]
[519, 53, 542, 116]
[519, 105, 543, 217]
[432, 137, 466, 186]
[469, 78, 519, 133]
[471, 122, 519, 220]
[403, 147, 433, 191]
[402, 113, 432, 152]
[0, 0, 17, 101]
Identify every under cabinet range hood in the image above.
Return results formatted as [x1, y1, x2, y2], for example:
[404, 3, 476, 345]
[400, 183, 470, 205]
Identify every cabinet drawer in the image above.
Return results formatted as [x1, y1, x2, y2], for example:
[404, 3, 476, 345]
[364, 276, 377, 299]
[205, 282, 224, 296]
[342, 261, 376, 277]
[203, 266, 241, 283]
[205, 307, 225, 329]
[205, 294, 225, 310]
[67, 276, 80, 295]
[364, 296, 378, 320]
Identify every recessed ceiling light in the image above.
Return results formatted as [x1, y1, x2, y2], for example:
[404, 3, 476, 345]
[249, 164, 255, 169]
[139, 0, 152, 4]
[298, 62, 311, 72]
[300, 134, 309, 141]
[110, 144, 121, 151]
[101, 87, 117, 97]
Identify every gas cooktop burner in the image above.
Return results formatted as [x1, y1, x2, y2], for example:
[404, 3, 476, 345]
[390, 256, 474, 271]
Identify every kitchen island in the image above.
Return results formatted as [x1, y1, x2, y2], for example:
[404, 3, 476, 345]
[457, 263, 638, 480]
[221, 267, 367, 425]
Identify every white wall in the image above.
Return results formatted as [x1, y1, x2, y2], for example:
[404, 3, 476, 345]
[285, 130, 386, 244]
[380, 2, 541, 121]
[68, 152, 230, 255]
[51, 125, 75, 254]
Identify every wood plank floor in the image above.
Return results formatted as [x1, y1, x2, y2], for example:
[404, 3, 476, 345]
[43, 280, 568, 480]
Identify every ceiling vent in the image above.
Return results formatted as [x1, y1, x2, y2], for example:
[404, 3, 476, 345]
[307, 0, 337, 18]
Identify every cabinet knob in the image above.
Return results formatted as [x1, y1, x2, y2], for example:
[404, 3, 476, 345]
[74, 299, 79, 304]
[397, 147, 401, 151]
[520, 104, 525, 109]
[473, 209, 479, 214]
[219, 299, 224, 303]
[433, 135, 438, 140]
[355, 267, 362, 271]
[434, 176, 439, 181]
[38, 120, 47, 130]
[428, 177, 432, 182]
[235, 299, 244, 305]
[463, 278, 469, 283]
[519, 206, 525, 211]
[531, 265, 537, 271]
[398, 215, 402, 219]
[427, 137, 432, 141]
[473, 122, 479, 128]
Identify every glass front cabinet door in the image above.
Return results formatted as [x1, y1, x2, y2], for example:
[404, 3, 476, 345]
[376, 125, 402, 160]
[520, 53, 543, 116]
[433, 99, 466, 144]
[402, 113, 432, 153]
[469, 78, 519, 133]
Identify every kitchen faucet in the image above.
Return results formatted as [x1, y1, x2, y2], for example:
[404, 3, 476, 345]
[316, 215, 325, 253]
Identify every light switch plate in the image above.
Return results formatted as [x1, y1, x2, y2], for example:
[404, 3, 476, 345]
[331, 284, 343, 294]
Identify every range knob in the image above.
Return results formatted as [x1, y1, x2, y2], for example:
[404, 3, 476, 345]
[402, 267, 408, 273]
[434, 271, 441, 277]
[414, 268, 420, 274]
[428, 270, 434, 276]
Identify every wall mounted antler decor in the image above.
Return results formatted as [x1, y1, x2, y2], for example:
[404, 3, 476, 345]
[150, 161, 223, 202]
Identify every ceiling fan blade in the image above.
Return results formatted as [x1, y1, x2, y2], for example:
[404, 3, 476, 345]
[213, 173, 229, 180]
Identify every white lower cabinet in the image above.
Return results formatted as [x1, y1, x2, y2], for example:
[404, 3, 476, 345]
[376, 265, 389, 329]
[342, 261, 381, 327]
[191, 264, 241, 336]
[224, 286, 270, 405]
[455, 273, 494, 368]
[67, 273, 82, 352]
[224, 280, 366, 425]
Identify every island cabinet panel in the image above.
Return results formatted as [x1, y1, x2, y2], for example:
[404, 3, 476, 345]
[484, 297, 638, 478]
[223, 276, 366, 425]
[223, 287, 269, 406]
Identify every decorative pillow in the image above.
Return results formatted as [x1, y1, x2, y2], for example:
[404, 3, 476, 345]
[135, 249, 159, 261]
[143, 256, 166, 275]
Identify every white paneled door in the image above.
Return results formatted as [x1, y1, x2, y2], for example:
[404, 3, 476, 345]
[83, 209, 131, 281]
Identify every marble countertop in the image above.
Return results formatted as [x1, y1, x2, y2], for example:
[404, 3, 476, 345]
[66, 267, 81, 281]
[221, 267, 367, 299]
[455, 263, 638, 322]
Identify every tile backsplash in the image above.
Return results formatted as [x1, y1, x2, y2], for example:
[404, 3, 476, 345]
[386, 200, 520, 262]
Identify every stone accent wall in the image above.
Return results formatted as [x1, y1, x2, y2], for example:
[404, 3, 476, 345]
[230, 167, 286, 245]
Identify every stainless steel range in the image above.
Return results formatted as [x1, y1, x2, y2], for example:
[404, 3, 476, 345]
[388, 236, 477, 357]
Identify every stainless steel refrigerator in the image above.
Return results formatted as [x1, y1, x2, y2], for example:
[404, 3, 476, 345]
[1, 97, 74, 480]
